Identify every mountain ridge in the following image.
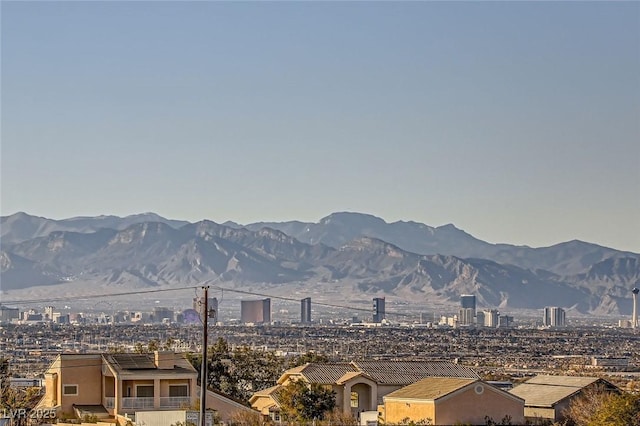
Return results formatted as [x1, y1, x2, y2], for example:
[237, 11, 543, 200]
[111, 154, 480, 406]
[2, 212, 638, 315]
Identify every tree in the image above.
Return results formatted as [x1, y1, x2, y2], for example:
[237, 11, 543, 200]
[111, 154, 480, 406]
[0, 357, 43, 426]
[563, 385, 640, 426]
[278, 379, 336, 422]
[188, 338, 286, 403]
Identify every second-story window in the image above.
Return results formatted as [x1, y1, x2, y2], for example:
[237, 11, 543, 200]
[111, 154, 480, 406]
[137, 385, 154, 397]
[63, 385, 78, 396]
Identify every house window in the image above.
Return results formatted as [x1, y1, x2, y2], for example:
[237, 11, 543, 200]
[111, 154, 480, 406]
[169, 385, 188, 397]
[350, 391, 359, 408]
[63, 385, 78, 396]
[137, 385, 154, 397]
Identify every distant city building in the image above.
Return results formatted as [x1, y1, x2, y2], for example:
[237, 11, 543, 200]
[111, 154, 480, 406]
[0, 305, 19, 324]
[21, 310, 42, 322]
[131, 311, 150, 323]
[475, 311, 485, 327]
[44, 306, 55, 321]
[459, 308, 475, 326]
[499, 315, 514, 328]
[300, 298, 311, 323]
[483, 309, 500, 328]
[52, 312, 70, 324]
[153, 307, 174, 323]
[241, 298, 271, 324]
[632, 288, 639, 329]
[591, 356, 630, 370]
[460, 294, 476, 310]
[543, 307, 566, 328]
[459, 295, 476, 326]
[373, 297, 386, 323]
[618, 319, 633, 328]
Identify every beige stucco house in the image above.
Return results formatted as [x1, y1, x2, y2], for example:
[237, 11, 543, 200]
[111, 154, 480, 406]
[250, 361, 479, 421]
[381, 377, 525, 425]
[36, 352, 198, 421]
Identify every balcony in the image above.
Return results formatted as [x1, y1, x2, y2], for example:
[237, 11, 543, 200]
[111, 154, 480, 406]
[121, 397, 154, 410]
[104, 397, 115, 409]
[160, 397, 193, 408]
[103, 397, 193, 411]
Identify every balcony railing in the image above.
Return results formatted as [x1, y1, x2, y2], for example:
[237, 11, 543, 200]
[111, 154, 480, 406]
[103, 396, 193, 411]
[104, 397, 115, 409]
[121, 397, 154, 410]
[160, 397, 192, 408]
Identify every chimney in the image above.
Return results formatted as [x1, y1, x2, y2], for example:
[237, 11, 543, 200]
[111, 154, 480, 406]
[154, 351, 174, 369]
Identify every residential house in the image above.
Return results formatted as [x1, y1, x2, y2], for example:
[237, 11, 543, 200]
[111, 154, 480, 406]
[509, 375, 619, 423]
[380, 377, 525, 425]
[36, 352, 198, 422]
[250, 361, 479, 420]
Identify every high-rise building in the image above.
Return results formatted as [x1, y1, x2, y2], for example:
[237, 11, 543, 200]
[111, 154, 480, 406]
[458, 308, 475, 326]
[459, 295, 476, 326]
[152, 307, 174, 323]
[300, 298, 311, 323]
[632, 288, 639, 329]
[483, 309, 499, 328]
[241, 299, 271, 324]
[543, 307, 566, 328]
[373, 297, 385, 323]
[499, 315, 514, 328]
[0, 306, 19, 324]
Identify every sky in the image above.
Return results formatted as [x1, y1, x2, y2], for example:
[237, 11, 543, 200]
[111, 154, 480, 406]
[1, 1, 639, 252]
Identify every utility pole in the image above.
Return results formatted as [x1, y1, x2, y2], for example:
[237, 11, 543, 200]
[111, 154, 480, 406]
[199, 286, 209, 426]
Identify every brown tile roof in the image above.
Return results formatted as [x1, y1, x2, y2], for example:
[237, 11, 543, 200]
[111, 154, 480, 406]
[384, 377, 477, 400]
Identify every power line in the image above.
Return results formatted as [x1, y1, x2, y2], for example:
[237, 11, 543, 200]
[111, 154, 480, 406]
[3, 283, 413, 318]
[0, 286, 199, 306]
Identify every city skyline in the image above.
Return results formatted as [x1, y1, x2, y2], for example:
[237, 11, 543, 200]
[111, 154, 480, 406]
[2, 2, 639, 252]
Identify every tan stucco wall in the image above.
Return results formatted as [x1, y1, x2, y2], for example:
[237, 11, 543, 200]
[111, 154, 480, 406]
[205, 390, 257, 422]
[57, 355, 104, 415]
[384, 400, 435, 424]
[524, 406, 555, 421]
[250, 395, 275, 415]
[435, 385, 524, 425]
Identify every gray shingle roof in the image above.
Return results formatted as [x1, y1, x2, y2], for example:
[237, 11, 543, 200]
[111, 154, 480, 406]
[298, 363, 359, 384]
[509, 376, 616, 408]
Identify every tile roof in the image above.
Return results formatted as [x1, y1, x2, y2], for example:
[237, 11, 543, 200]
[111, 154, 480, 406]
[353, 361, 480, 385]
[509, 384, 582, 408]
[509, 376, 614, 408]
[384, 377, 477, 400]
[522, 375, 601, 387]
[336, 371, 374, 385]
[297, 363, 359, 384]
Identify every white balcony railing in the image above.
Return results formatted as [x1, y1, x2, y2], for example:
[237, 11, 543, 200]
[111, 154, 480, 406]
[121, 397, 154, 410]
[104, 396, 192, 411]
[160, 397, 192, 408]
[104, 397, 115, 409]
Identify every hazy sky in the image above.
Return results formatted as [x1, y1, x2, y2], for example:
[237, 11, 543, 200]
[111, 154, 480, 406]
[2, 1, 639, 252]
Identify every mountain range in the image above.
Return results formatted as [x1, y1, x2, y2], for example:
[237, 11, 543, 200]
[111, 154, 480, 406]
[1, 211, 639, 316]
